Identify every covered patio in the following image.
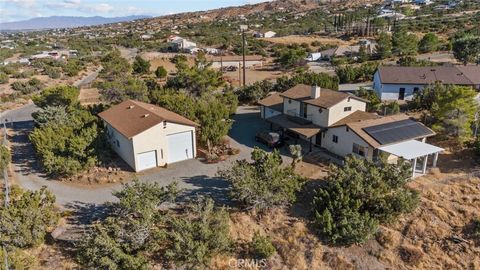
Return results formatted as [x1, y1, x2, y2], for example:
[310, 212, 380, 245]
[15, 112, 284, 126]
[378, 139, 444, 178]
[266, 114, 323, 152]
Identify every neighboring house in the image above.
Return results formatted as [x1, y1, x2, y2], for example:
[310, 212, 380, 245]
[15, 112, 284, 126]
[207, 55, 264, 69]
[258, 84, 443, 177]
[253, 31, 276, 38]
[373, 66, 480, 101]
[99, 100, 199, 172]
[168, 36, 197, 52]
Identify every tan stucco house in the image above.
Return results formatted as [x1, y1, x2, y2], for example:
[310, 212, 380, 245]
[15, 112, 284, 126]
[258, 84, 444, 177]
[99, 100, 199, 172]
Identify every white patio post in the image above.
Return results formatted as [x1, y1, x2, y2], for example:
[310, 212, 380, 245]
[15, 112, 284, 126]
[412, 158, 417, 178]
[433, 152, 439, 167]
[422, 155, 428, 174]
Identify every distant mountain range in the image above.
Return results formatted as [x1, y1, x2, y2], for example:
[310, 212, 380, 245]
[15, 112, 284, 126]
[0, 15, 151, 31]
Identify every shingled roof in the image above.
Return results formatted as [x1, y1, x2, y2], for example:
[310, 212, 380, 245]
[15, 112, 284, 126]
[280, 84, 367, 108]
[377, 66, 480, 85]
[332, 113, 435, 148]
[99, 100, 198, 139]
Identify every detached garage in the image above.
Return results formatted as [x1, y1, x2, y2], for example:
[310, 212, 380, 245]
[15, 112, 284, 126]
[99, 100, 199, 172]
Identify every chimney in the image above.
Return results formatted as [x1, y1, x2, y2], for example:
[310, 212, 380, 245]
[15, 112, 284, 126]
[311, 85, 321, 99]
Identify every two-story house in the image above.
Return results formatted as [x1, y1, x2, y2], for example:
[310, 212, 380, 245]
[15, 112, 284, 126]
[259, 84, 369, 151]
[258, 84, 444, 177]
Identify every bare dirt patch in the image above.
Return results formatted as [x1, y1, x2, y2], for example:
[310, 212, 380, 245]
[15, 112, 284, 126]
[262, 35, 353, 46]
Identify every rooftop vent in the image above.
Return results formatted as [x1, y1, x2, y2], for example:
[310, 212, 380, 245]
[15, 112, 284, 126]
[142, 114, 150, 118]
[128, 105, 135, 109]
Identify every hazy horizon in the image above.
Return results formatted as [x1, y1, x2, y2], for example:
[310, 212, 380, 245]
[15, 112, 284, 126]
[0, 0, 272, 23]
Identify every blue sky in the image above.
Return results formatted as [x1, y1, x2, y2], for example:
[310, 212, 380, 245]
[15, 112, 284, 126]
[0, 0, 271, 23]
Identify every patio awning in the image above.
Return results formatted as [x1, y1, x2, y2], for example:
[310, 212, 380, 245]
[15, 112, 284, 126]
[267, 114, 322, 138]
[377, 139, 444, 160]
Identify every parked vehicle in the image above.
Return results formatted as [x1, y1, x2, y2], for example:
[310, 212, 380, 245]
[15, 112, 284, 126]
[306, 52, 322, 62]
[255, 132, 284, 148]
[221, 66, 238, 72]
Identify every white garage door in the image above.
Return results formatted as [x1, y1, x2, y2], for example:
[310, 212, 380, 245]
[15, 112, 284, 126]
[136, 151, 157, 171]
[167, 131, 194, 164]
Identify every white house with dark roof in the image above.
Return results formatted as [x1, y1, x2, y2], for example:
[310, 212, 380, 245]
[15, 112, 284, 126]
[258, 84, 444, 176]
[373, 66, 480, 101]
[99, 100, 198, 172]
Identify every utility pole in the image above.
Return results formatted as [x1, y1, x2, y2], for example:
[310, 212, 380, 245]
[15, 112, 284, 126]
[240, 25, 248, 87]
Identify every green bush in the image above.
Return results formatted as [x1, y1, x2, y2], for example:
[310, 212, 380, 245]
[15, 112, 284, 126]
[219, 148, 305, 211]
[155, 66, 168, 79]
[274, 71, 339, 92]
[237, 80, 274, 104]
[336, 62, 379, 83]
[0, 247, 36, 270]
[44, 66, 61, 79]
[0, 72, 9, 84]
[471, 218, 480, 241]
[11, 78, 44, 94]
[250, 231, 276, 259]
[0, 186, 59, 248]
[166, 197, 232, 268]
[0, 144, 10, 171]
[133, 56, 151, 75]
[311, 157, 419, 245]
[77, 180, 178, 270]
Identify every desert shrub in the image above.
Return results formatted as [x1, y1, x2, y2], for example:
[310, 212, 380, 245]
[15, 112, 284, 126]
[311, 157, 419, 245]
[0, 144, 10, 171]
[381, 101, 400, 115]
[274, 71, 339, 92]
[78, 180, 178, 270]
[44, 65, 61, 79]
[11, 78, 44, 94]
[399, 245, 424, 265]
[155, 66, 168, 79]
[133, 56, 151, 75]
[0, 186, 59, 248]
[30, 85, 110, 176]
[219, 148, 305, 212]
[336, 62, 378, 83]
[470, 218, 480, 241]
[250, 231, 276, 259]
[0, 72, 8, 84]
[97, 76, 149, 103]
[63, 59, 83, 77]
[166, 197, 231, 268]
[236, 80, 274, 104]
[0, 248, 36, 270]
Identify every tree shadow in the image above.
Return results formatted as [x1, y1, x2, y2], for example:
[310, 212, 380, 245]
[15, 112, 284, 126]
[9, 120, 50, 177]
[179, 175, 232, 207]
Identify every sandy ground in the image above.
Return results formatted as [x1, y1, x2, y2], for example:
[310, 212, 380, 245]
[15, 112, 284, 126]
[262, 35, 354, 46]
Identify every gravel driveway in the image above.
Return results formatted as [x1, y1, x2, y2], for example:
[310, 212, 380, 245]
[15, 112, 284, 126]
[7, 105, 289, 208]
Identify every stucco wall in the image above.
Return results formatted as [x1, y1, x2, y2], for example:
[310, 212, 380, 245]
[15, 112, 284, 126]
[373, 71, 426, 101]
[105, 122, 136, 170]
[283, 98, 301, 115]
[326, 98, 367, 126]
[306, 103, 329, 127]
[132, 122, 196, 169]
[322, 125, 374, 159]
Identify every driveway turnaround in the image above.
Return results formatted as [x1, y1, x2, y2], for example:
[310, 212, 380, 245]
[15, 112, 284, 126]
[8, 105, 291, 207]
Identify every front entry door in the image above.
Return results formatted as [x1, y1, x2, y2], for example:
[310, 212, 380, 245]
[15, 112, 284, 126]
[315, 132, 322, 146]
[399, 88, 406, 100]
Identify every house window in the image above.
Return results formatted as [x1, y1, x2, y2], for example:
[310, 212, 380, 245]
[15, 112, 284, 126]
[288, 99, 292, 104]
[344, 106, 352, 112]
[346, 127, 350, 132]
[353, 143, 366, 157]
[348, 97, 351, 102]
[163, 121, 167, 129]
[413, 87, 419, 94]
[116, 140, 120, 147]
[332, 135, 338, 143]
